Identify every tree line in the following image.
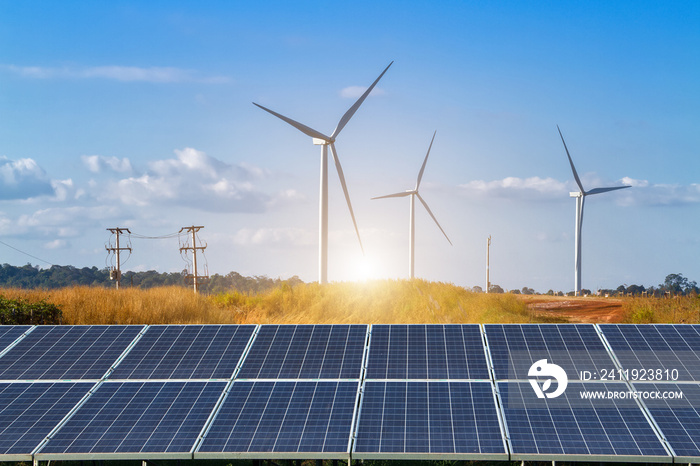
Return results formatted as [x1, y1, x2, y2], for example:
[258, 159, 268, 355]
[0, 263, 302, 294]
[473, 273, 699, 297]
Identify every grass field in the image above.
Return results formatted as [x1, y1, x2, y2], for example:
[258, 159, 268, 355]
[0, 279, 697, 325]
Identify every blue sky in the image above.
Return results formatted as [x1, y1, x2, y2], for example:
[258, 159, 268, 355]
[0, 1, 698, 292]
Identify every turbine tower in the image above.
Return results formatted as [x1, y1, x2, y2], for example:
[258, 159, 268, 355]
[254, 62, 392, 284]
[372, 131, 452, 279]
[557, 125, 631, 296]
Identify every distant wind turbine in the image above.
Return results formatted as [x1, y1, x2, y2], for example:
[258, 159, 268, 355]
[372, 131, 452, 279]
[557, 125, 631, 296]
[254, 62, 393, 284]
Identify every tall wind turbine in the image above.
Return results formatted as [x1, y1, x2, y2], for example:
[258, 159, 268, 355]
[254, 62, 392, 284]
[372, 131, 452, 279]
[557, 125, 631, 296]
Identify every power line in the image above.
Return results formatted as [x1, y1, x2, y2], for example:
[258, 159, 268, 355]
[0, 239, 56, 266]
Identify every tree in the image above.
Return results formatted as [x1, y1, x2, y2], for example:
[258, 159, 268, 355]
[521, 287, 535, 295]
[489, 284, 504, 294]
[471, 286, 483, 293]
[660, 274, 698, 295]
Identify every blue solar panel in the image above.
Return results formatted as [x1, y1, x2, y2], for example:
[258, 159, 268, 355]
[353, 381, 506, 459]
[600, 324, 700, 381]
[197, 381, 357, 457]
[237, 325, 366, 379]
[498, 381, 670, 461]
[0, 325, 143, 380]
[0, 326, 30, 353]
[364, 325, 489, 380]
[486, 324, 616, 380]
[635, 382, 700, 462]
[37, 381, 225, 458]
[0, 382, 92, 458]
[109, 325, 255, 380]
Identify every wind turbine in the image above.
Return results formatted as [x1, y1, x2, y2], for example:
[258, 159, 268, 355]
[253, 62, 392, 284]
[557, 125, 631, 296]
[372, 131, 452, 279]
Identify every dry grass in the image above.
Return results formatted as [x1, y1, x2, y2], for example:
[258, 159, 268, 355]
[621, 296, 700, 324]
[0, 280, 533, 325]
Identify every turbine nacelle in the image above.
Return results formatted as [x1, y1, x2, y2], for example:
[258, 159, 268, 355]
[570, 191, 583, 198]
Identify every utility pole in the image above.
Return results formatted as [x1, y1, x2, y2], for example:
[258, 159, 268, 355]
[486, 235, 491, 293]
[179, 226, 208, 293]
[106, 228, 131, 290]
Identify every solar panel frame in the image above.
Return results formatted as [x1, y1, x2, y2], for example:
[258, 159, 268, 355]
[352, 380, 508, 460]
[0, 381, 94, 462]
[0, 326, 32, 358]
[600, 324, 700, 382]
[485, 323, 619, 381]
[236, 325, 368, 380]
[497, 380, 672, 463]
[364, 324, 491, 380]
[108, 324, 256, 380]
[0, 325, 144, 381]
[35, 380, 227, 461]
[195, 380, 359, 460]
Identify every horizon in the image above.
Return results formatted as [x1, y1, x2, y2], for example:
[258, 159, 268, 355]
[1, 1, 698, 293]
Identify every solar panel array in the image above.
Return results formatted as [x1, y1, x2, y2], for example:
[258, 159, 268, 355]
[0, 323, 698, 462]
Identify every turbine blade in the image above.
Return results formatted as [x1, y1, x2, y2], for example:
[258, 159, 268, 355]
[371, 191, 413, 200]
[330, 61, 393, 139]
[557, 125, 585, 193]
[416, 131, 436, 190]
[586, 185, 631, 195]
[329, 143, 364, 254]
[253, 102, 331, 142]
[416, 193, 452, 246]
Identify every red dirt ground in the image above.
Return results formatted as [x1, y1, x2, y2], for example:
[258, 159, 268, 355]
[518, 295, 626, 324]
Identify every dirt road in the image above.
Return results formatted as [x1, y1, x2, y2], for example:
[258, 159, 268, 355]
[519, 295, 626, 324]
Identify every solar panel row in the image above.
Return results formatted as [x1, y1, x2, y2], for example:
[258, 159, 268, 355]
[0, 323, 697, 462]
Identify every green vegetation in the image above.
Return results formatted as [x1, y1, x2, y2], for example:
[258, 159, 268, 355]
[0, 295, 62, 325]
[0, 263, 300, 294]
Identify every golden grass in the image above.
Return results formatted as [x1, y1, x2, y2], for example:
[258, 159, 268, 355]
[621, 296, 700, 324]
[0, 280, 533, 325]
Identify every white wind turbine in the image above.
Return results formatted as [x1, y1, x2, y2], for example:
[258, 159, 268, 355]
[557, 125, 631, 296]
[253, 62, 392, 284]
[372, 131, 452, 279]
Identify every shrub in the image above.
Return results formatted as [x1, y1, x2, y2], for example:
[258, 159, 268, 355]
[0, 295, 62, 325]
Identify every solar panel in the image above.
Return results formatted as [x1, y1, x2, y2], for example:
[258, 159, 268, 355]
[353, 381, 506, 459]
[364, 325, 489, 380]
[0, 325, 143, 380]
[0, 326, 31, 354]
[486, 324, 616, 381]
[109, 325, 255, 380]
[36, 381, 226, 460]
[236, 325, 367, 380]
[196, 381, 358, 459]
[0, 382, 92, 461]
[498, 381, 670, 461]
[600, 324, 700, 381]
[632, 382, 700, 462]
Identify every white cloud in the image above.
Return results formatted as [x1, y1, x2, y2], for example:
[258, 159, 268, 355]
[459, 176, 568, 200]
[82, 155, 133, 174]
[102, 147, 270, 212]
[44, 239, 67, 249]
[0, 156, 54, 200]
[340, 85, 386, 99]
[233, 227, 314, 247]
[3, 64, 231, 83]
[615, 178, 700, 207]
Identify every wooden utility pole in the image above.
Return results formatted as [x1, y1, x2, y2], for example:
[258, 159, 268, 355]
[179, 226, 208, 293]
[106, 227, 131, 289]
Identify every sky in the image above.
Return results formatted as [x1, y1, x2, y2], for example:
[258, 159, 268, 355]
[0, 1, 698, 293]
